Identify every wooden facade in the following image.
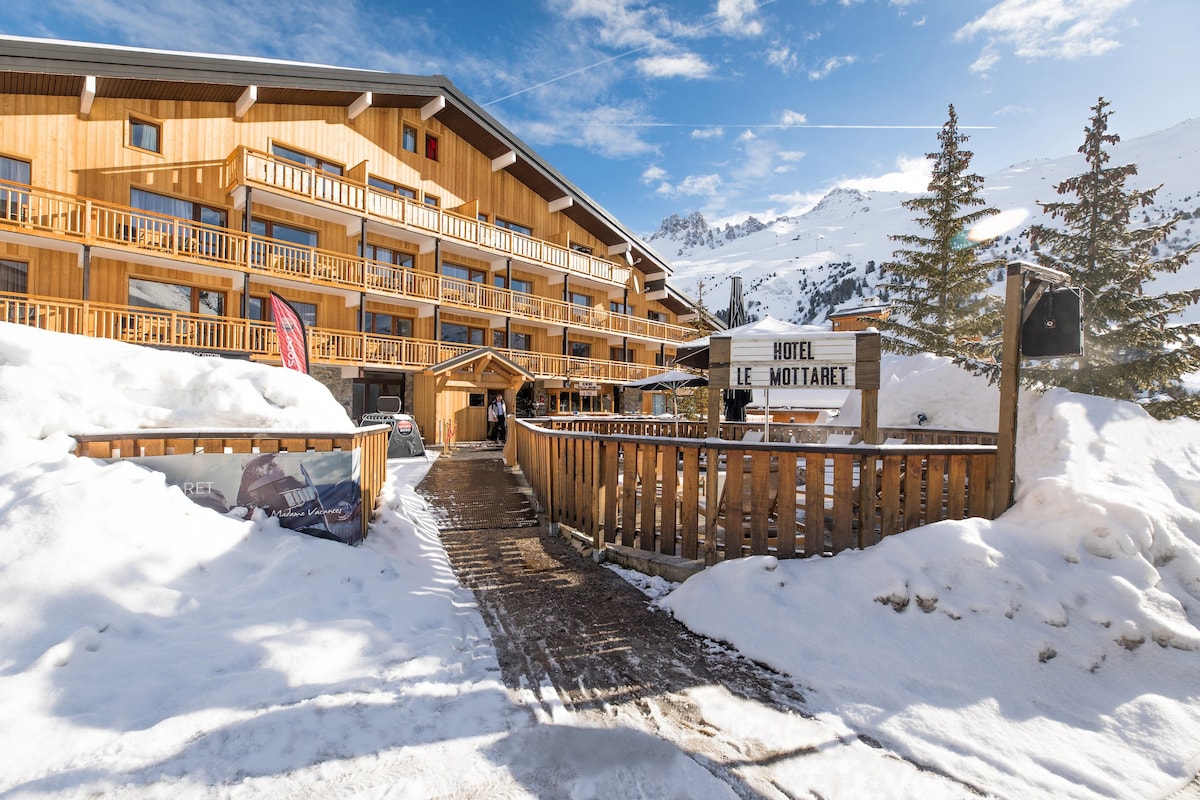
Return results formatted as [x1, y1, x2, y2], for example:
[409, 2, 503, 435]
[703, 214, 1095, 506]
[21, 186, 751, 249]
[0, 38, 703, 442]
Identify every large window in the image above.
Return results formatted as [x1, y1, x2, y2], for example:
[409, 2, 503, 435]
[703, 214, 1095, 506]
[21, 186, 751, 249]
[494, 330, 531, 350]
[270, 144, 343, 176]
[367, 176, 417, 199]
[362, 243, 414, 267]
[248, 296, 317, 327]
[0, 258, 28, 293]
[129, 278, 224, 316]
[570, 341, 591, 359]
[569, 291, 594, 307]
[494, 275, 533, 294]
[0, 155, 30, 185]
[496, 218, 532, 236]
[610, 300, 630, 315]
[250, 219, 317, 247]
[365, 311, 413, 337]
[610, 347, 634, 362]
[131, 188, 226, 228]
[129, 117, 161, 154]
[443, 262, 486, 283]
[0, 156, 31, 222]
[441, 322, 486, 345]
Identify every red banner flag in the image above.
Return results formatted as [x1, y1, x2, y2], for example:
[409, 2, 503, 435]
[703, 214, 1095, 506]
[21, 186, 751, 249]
[269, 291, 310, 374]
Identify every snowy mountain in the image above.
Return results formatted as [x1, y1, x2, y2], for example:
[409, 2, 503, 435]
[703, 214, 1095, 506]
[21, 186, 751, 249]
[658, 118, 1200, 326]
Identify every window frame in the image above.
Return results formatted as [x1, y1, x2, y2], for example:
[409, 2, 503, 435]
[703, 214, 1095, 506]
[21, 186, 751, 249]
[367, 175, 417, 199]
[440, 321, 486, 346]
[442, 261, 487, 283]
[0, 154, 31, 185]
[0, 257, 29, 294]
[495, 217, 532, 236]
[129, 277, 225, 316]
[128, 115, 162, 155]
[424, 133, 439, 161]
[364, 310, 414, 337]
[402, 125, 418, 153]
[248, 295, 317, 327]
[270, 142, 344, 176]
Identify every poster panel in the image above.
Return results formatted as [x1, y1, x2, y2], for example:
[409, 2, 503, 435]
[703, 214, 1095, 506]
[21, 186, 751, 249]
[125, 449, 363, 545]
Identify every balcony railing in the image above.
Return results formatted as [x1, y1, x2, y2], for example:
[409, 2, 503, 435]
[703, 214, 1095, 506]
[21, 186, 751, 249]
[226, 147, 635, 287]
[0, 178, 699, 346]
[0, 292, 666, 384]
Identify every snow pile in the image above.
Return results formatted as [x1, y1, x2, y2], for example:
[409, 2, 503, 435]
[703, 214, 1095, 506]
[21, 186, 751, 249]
[838, 352, 1002, 431]
[663, 384, 1200, 799]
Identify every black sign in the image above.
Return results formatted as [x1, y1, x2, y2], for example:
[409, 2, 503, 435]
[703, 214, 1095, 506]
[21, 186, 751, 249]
[1022, 286, 1083, 359]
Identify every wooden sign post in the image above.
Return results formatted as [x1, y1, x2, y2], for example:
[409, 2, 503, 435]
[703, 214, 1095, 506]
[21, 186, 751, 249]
[708, 331, 881, 442]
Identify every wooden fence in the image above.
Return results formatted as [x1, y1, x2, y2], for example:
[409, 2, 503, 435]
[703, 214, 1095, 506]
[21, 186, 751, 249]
[514, 419, 998, 564]
[72, 426, 391, 543]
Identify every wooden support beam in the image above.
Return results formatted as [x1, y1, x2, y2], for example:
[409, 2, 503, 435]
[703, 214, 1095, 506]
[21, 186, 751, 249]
[548, 196, 573, 213]
[420, 95, 445, 120]
[491, 151, 516, 171]
[235, 85, 257, 119]
[79, 75, 96, 116]
[348, 91, 372, 119]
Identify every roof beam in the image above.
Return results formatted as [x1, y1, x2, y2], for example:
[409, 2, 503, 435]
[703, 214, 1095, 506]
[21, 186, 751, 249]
[548, 196, 573, 213]
[348, 91, 372, 119]
[491, 151, 516, 171]
[79, 75, 96, 116]
[235, 85, 257, 119]
[420, 95, 445, 120]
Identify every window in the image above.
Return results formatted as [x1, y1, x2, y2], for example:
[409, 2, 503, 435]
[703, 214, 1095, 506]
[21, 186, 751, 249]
[424, 133, 439, 161]
[494, 330, 531, 350]
[0, 156, 31, 222]
[655, 352, 665, 367]
[443, 262, 486, 283]
[249, 296, 317, 327]
[570, 243, 593, 255]
[423, 194, 440, 207]
[131, 188, 226, 227]
[441, 322, 485, 345]
[570, 341, 591, 359]
[0, 155, 30, 185]
[647, 310, 667, 322]
[494, 275, 533, 294]
[270, 144, 343, 176]
[250, 219, 317, 247]
[362, 243, 414, 268]
[130, 278, 224, 316]
[0, 258, 28, 293]
[368, 176, 417, 199]
[402, 125, 418, 153]
[365, 311, 413, 337]
[610, 301, 630, 315]
[569, 291, 593, 307]
[610, 347, 634, 362]
[129, 117, 161, 153]
[495, 218, 532, 236]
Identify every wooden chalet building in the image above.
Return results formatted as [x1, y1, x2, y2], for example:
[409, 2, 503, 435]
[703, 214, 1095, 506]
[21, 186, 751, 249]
[0, 37, 704, 442]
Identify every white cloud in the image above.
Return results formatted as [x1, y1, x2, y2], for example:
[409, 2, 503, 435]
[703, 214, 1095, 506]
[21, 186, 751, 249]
[737, 129, 757, 142]
[716, 0, 764, 36]
[767, 45, 798, 73]
[778, 150, 805, 162]
[808, 54, 857, 81]
[956, 0, 1134, 64]
[969, 44, 1002, 75]
[779, 109, 807, 126]
[837, 154, 931, 193]
[690, 127, 725, 139]
[656, 173, 723, 197]
[992, 104, 1033, 117]
[520, 104, 657, 159]
[641, 165, 668, 184]
[637, 52, 713, 79]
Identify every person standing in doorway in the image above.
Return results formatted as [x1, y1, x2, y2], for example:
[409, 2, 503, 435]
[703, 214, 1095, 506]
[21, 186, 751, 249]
[487, 396, 500, 443]
[490, 395, 507, 443]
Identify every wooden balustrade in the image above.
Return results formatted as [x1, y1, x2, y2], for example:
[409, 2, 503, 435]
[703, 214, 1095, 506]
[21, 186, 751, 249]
[0, 177, 696, 346]
[514, 419, 998, 566]
[72, 426, 391, 544]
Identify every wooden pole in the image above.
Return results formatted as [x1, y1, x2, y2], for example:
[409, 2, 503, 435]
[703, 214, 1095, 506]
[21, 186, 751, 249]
[993, 263, 1024, 515]
[859, 388, 879, 445]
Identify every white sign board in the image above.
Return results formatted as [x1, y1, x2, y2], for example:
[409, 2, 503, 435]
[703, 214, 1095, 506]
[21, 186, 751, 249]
[709, 331, 880, 391]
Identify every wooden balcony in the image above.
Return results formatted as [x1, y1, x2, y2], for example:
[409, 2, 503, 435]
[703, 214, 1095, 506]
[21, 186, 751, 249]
[0, 291, 667, 384]
[0, 178, 699, 346]
[225, 147, 635, 288]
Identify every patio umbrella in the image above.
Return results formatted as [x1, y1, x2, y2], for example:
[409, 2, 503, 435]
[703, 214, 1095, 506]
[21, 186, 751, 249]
[625, 369, 707, 435]
[723, 277, 752, 422]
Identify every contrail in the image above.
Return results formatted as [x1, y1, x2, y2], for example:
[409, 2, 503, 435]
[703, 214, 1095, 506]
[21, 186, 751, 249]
[595, 123, 997, 130]
[483, 0, 784, 107]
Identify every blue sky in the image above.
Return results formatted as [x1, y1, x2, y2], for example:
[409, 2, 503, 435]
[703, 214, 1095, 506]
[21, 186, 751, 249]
[5, 0, 1199, 236]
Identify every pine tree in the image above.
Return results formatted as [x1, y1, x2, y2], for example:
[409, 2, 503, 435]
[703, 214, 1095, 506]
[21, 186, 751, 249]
[1025, 97, 1200, 419]
[878, 104, 1003, 359]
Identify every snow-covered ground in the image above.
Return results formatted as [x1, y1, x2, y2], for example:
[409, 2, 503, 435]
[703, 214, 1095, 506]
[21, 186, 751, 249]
[2, 322, 1199, 799]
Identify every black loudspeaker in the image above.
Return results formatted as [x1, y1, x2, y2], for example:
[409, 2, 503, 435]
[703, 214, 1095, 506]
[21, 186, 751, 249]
[1022, 286, 1083, 358]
